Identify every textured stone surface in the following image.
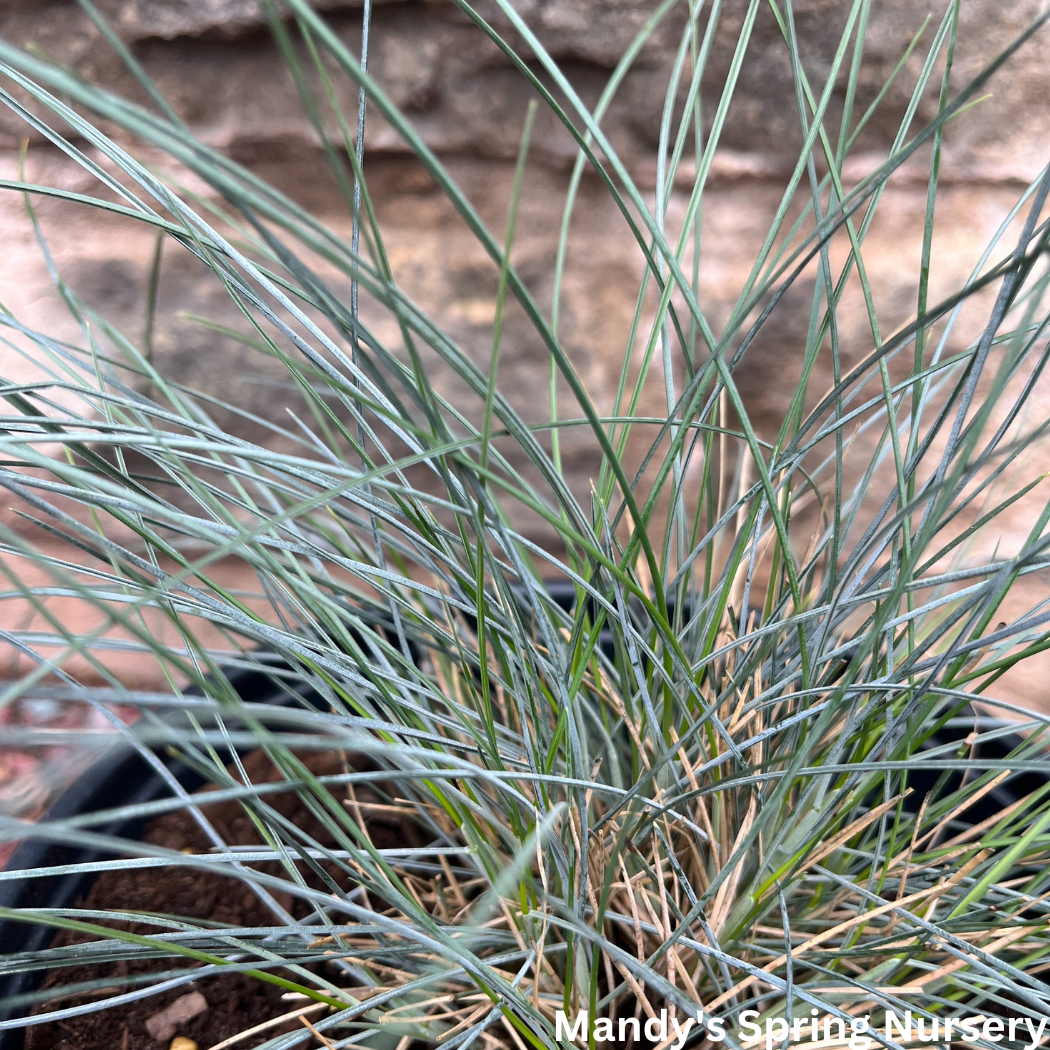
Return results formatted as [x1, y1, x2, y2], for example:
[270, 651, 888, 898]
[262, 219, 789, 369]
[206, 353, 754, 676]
[0, 0, 1048, 708]
[1, 0, 1046, 176]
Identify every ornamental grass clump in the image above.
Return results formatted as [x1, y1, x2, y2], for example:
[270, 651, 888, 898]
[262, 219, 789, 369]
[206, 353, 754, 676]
[2, 1, 1050, 1048]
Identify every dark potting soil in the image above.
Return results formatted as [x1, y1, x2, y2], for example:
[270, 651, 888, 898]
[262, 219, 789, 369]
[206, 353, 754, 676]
[23, 750, 421, 1050]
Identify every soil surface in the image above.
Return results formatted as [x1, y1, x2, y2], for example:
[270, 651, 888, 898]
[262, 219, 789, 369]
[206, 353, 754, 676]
[23, 749, 420, 1050]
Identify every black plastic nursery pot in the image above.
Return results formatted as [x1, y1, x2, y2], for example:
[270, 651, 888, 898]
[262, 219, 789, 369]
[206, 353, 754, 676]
[0, 588, 585, 1049]
[0, 660, 332, 1050]
[0, 595, 1042, 1049]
